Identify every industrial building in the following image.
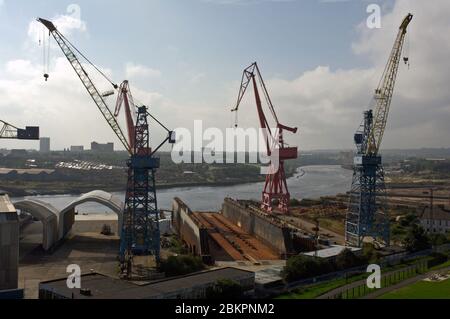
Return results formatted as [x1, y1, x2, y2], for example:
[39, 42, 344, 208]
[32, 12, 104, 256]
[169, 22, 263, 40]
[0, 194, 19, 291]
[39, 267, 254, 299]
[91, 141, 114, 152]
[70, 145, 84, 152]
[39, 137, 50, 153]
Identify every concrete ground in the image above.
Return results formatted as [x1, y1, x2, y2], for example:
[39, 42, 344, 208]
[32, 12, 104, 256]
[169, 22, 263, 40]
[18, 219, 120, 299]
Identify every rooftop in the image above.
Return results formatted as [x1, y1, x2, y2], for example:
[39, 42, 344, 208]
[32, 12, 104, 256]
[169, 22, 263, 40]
[39, 267, 254, 299]
[302, 245, 362, 259]
[0, 194, 16, 214]
[421, 206, 450, 221]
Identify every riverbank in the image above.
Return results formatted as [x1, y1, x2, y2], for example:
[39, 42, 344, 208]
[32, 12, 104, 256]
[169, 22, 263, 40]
[1, 177, 268, 198]
[2, 165, 304, 198]
[10, 165, 354, 212]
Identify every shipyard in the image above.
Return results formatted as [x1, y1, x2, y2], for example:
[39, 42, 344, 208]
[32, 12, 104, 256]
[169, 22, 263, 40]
[1, 0, 450, 307]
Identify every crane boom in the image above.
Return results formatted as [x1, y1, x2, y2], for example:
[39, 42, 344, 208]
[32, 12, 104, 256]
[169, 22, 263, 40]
[37, 18, 131, 154]
[0, 120, 39, 140]
[231, 62, 298, 214]
[0, 120, 19, 139]
[366, 13, 413, 155]
[115, 81, 136, 152]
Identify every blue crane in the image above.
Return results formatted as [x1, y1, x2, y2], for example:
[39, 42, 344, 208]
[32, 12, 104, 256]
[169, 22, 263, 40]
[345, 14, 413, 248]
[37, 18, 174, 278]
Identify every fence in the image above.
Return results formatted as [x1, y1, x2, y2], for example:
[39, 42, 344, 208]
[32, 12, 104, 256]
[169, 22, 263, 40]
[268, 243, 450, 298]
[327, 260, 428, 299]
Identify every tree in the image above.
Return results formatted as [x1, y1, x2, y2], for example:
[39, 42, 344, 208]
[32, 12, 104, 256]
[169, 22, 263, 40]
[402, 225, 431, 252]
[335, 249, 364, 270]
[205, 279, 244, 299]
[361, 243, 381, 264]
[282, 255, 334, 282]
[429, 233, 449, 246]
[159, 255, 205, 277]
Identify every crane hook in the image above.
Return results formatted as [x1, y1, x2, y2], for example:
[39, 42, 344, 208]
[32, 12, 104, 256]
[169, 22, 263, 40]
[44, 73, 49, 81]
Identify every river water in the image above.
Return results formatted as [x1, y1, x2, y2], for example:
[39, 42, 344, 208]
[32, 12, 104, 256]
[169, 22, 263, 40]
[12, 165, 352, 214]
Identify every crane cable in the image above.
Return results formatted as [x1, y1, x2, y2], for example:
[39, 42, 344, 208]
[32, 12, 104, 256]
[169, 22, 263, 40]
[41, 27, 51, 81]
[58, 31, 118, 89]
[43, 27, 118, 90]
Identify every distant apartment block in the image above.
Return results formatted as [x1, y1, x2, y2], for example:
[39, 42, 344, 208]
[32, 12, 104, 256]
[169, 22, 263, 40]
[40, 137, 50, 153]
[91, 142, 114, 153]
[70, 145, 84, 152]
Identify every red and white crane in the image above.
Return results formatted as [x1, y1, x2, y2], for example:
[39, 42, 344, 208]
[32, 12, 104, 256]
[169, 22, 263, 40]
[232, 62, 298, 214]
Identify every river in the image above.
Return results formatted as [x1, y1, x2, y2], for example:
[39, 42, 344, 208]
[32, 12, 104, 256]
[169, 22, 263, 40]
[12, 165, 352, 214]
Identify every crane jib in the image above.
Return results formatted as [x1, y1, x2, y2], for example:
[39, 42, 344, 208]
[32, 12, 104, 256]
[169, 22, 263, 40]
[366, 13, 413, 156]
[37, 17, 131, 154]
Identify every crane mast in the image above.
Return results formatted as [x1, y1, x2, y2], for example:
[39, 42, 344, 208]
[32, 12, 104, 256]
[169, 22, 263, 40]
[37, 18, 175, 278]
[345, 14, 413, 247]
[232, 62, 298, 213]
[37, 18, 131, 154]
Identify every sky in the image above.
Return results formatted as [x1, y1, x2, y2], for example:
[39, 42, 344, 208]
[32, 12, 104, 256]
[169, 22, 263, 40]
[0, 0, 449, 151]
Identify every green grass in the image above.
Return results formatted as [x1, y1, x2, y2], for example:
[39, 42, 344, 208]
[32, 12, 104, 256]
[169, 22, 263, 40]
[276, 258, 431, 299]
[429, 260, 450, 271]
[379, 277, 450, 299]
[276, 274, 368, 299]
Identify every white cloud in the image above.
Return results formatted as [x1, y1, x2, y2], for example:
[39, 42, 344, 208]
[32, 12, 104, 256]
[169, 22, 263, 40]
[2, 0, 450, 151]
[125, 63, 161, 79]
[27, 7, 87, 44]
[228, 0, 450, 150]
[189, 72, 206, 84]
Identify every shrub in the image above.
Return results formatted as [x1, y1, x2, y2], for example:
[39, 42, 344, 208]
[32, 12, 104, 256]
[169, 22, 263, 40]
[402, 225, 431, 252]
[282, 255, 334, 282]
[335, 248, 365, 270]
[160, 255, 205, 277]
[429, 233, 449, 246]
[205, 279, 244, 299]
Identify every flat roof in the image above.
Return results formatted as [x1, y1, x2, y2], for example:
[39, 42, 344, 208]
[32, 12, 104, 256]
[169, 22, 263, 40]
[40, 267, 254, 299]
[302, 245, 361, 259]
[0, 194, 16, 214]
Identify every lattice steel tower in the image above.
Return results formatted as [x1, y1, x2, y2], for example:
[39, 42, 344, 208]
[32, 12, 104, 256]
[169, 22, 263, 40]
[345, 14, 413, 247]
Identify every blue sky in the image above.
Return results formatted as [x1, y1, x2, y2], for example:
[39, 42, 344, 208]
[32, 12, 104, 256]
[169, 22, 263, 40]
[0, 0, 371, 97]
[0, 0, 449, 151]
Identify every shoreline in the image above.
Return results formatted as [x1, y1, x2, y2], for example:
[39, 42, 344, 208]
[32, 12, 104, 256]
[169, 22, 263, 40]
[4, 166, 305, 198]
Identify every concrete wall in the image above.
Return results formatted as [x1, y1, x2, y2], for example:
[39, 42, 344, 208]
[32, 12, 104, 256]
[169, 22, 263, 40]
[172, 198, 202, 256]
[221, 198, 293, 257]
[0, 195, 19, 290]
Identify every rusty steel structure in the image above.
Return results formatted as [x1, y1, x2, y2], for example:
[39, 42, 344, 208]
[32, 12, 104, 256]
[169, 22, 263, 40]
[232, 62, 298, 214]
